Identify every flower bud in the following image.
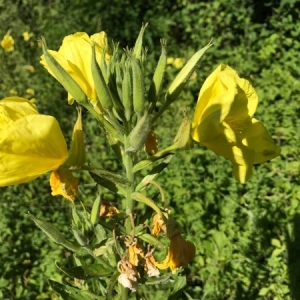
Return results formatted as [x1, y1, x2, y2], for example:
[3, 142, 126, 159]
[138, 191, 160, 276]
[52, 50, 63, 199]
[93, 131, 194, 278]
[128, 113, 151, 152]
[166, 41, 213, 103]
[133, 23, 148, 60]
[148, 39, 167, 112]
[131, 56, 145, 117]
[65, 108, 86, 168]
[91, 43, 113, 111]
[174, 110, 193, 150]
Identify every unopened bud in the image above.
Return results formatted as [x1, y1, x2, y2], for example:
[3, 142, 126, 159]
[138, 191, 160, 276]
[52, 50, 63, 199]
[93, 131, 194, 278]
[128, 113, 151, 152]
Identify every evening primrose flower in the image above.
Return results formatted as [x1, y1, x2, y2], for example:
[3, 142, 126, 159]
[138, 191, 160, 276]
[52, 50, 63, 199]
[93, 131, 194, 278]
[191, 64, 280, 183]
[0, 97, 68, 186]
[1, 33, 14, 52]
[22, 31, 33, 41]
[0, 97, 84, 202]
[40, 31, 111, 112]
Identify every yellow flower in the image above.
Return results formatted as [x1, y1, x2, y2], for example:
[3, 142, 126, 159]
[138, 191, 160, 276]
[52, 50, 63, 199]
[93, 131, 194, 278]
[0, 97, 68, 186]
[26, 88, 34, 95]
[173, 58, 184, 69]
[22, 31, 33, 41]
[1, 33, 14, 52]
[191, 64, 280, 183]
[167, 57, 174, 65]
[40, 31, 111, 112]
[156, 234, 195, 272]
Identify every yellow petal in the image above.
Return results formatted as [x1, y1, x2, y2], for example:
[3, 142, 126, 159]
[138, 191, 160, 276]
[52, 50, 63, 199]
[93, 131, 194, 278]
[41, 31, 110, 108]
[41, 50, 92, 103]
[0, 97, 38, 128]
[156, 234, 195, 271]
[0, 115, 68, 186]
[201, 125, 255, 183]
[1, 33, 14, 52]
[191, 64, 258, 143]
[242, 118, 281, 164]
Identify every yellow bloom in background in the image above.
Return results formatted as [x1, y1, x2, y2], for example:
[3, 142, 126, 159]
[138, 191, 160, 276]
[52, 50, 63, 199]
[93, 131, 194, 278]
[173, 58, 184, 69]
[156, 233, 195, 272]
[167, 57, 174, 65]
[1, 33, 14, 52]
[0, 97, 68, 186]
[40, 31, 111, 112]
[26, 88, 34, 95]
[191, 64, 280, 183]
[22, 31, 33, 41]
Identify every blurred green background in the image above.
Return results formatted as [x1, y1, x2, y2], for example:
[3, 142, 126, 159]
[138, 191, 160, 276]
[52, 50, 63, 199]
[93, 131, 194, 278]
[1, 0, 300, 299]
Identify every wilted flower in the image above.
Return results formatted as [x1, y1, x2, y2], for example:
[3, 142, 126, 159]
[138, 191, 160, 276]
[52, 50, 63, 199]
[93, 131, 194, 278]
[143, 249, 160, 277]
[100, 202, 119, 217]
[151, 214, 167, 237]
[156, 233, 195, 272]
[50, 167, 79, 202]
[40, 31, 111, 112]
[125, 238, 144, 266]
[117, 259, 140, 292]
[144, 130, 158, 155]
[191, 64, 280, 183]
[1, 33, 14, 52]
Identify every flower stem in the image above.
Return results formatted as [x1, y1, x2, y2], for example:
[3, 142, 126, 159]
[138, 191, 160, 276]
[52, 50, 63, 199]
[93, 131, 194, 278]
[124, 135, 134, 235]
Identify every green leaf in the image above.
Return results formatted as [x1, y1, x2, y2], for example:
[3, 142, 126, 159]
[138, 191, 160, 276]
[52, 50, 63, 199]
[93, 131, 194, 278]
[132, 144, 176, 173]
[56, 262, 114, 280]
[49, 280, 105, 300]
[145, 273, 172, 285]
[28, 214, 86, 255]
[170, 274, 186, 296]
[88, 168, 129, 185]
[135, 154, 174, 191]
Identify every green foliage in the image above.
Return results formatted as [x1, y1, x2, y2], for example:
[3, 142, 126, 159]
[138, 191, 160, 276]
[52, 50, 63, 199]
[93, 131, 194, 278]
[1, 0, 300, 299]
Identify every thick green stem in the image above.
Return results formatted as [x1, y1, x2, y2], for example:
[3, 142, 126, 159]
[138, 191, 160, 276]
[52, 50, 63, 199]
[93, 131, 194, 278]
[124, 135, 134, 235]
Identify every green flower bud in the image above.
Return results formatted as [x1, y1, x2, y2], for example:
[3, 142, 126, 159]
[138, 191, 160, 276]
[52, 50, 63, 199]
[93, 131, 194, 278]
[166, 41, 213, 103]
[133, 23, 148, 60]
[91, 43, 113, 111]
[122, 63, 133, 122]
[128, 113, 151, 152]
[148, 39, 167, 113]
[131, 56, 145, 117]
[65, 108, 86, 168]
[174, 110, 193, 150]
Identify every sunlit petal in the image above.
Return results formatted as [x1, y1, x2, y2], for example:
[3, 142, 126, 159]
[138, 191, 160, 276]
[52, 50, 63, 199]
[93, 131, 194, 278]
[0, 115, 68, 186]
